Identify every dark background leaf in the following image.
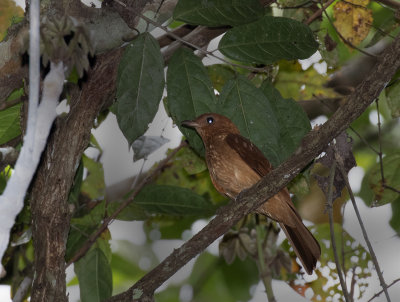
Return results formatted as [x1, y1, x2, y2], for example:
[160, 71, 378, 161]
[116, 33, 165, 145]
[166, 48, 217, 154]
[75, 248, 113, 302]
[173, 0, 265, 27]
[219, 16, 318, 64]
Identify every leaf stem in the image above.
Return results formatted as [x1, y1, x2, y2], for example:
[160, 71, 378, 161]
[326, 160, 352, 302]
[255, 224, 276, 302]
[335, 152, 391, 302]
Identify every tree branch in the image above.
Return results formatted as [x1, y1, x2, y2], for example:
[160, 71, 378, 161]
[29, 48, 121, 302]
[106, 32, 400, 302]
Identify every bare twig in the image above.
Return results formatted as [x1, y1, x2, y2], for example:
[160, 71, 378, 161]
[367, 278, 400, 302]
[326, 160, 352, 302]
[256, 225, 276, 302]
[374, 0, 400, 9]
[66, 141, 187, 266]
[375, 99, 400, 195]
[335, 152, 391, 302]
[376, 100, 386, 184]
[305, 0, 336, 25]
[349, 126, 380, 155]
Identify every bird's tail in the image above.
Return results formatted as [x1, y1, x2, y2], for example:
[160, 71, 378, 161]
[279, 219, 321, 275]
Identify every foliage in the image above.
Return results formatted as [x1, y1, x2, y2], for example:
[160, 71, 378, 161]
[1, 0, 400, 301]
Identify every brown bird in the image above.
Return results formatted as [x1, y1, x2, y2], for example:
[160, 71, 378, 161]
[182, 113, 320, 274]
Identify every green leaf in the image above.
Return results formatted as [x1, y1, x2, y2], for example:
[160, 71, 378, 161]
[219, 16, 318, 64]
[68, 161, 84, 205]
[0, 104, 21, 145]
[116, 33, 165, 145]
[260, 81, 311, 162]
[166, 48, 217, 154]
[134, 184, 214, 216]
[107, 200, 149, 221]
[173, 0, 264, 27]
[367, 153, 400, 206]
[218, 75, 281, 166]
[390, 197, 400, 235]
[188, 253, 258, 302]
[386, 81, 400, 118]
[207, 64, 236, 92]
[155, 147, 226, 204]
[175, 145, 207, 175]
[274, 61, 338, 100]
[66, 224, 97, 262]
[75, 248, 112, 302]
[81, 155, 105, 200]
[71, 201, 106, 226]
[144, 215, 197, 239]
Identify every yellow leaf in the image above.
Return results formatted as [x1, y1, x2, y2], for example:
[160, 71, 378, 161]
[0, 0, 24, 41]
[333, 0, 373, 47]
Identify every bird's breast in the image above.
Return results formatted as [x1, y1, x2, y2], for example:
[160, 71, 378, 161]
[205, 139, 260, 199]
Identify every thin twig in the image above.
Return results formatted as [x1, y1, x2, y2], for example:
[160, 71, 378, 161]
[256, 225, 276, 302]
[326, 160, 352, 302]
[335, 152, 391, 302]
[66, 141, 187, 266]
[305, 0, 336, 25]
[376, 100, 386, 184]
[375, 99, 400, 195]
[113, 0, 269, 73]
[349, 126, 380, 155]
[375, 0, 400, 9]
[367, 278, 400, 302]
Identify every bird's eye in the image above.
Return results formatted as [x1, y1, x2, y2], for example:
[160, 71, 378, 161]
[206, 117, 214, 124]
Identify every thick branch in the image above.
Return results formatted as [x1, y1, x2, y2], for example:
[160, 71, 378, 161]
[29, 48, 121, 302]
[106, 33, 400, 302]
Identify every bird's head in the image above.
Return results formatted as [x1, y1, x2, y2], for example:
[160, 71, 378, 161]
[181, 113, 240, 140]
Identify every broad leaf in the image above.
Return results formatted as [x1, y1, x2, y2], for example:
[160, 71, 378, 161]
[219, 16, 318, 64]
[188, 253, 258, 302]
[275, 61, 338, 100]
[333, 0, 372, 47]
[116, 33, 165, 145]
[75, 248, 112, 302]
[173, 0, 264, 27]
[218, 75, 281, 166]
[261, 81, 311, 162]
[65, 224, 97, 263]
[107, 200, 149, 221]
[155, 147, 225, 204]
[81, 155, 105, 200]
[0, 104, 21, 145]
[207, 64, 236, 92]
[166, 48, 217, 154]
[134, 184, 214, 216]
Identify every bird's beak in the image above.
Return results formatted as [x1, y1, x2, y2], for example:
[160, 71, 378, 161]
[181, 120, 199, 128]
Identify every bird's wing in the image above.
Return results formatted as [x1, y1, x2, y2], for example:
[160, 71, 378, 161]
[225, 133, 302, 225]
[225, 133, 272, 177]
